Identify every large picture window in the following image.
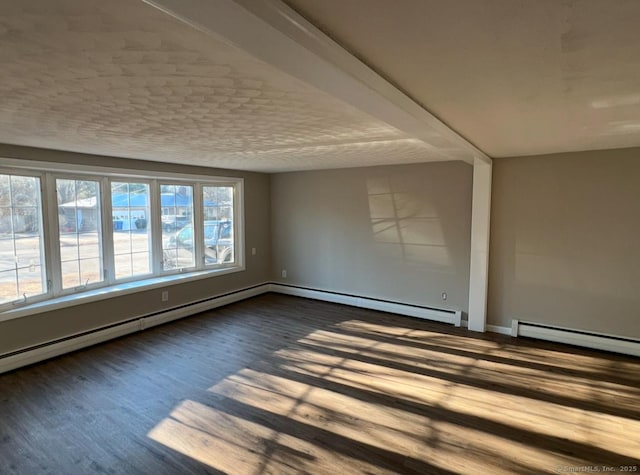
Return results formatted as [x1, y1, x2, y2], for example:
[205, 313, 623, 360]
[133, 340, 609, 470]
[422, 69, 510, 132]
[0, 173, 46, 305]
[0, 162, 243, 314]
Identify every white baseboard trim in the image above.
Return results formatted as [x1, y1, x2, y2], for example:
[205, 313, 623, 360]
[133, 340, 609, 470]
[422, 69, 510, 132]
[513, 320, 640, 357]
[486, 324, 512, 335]
[0, 283, 271, 374]
[456, 319, 511, 336]
[3, 282, 538, 375]
[139, 283, 269, 330]
[269, 284, 462, 327]
[0, 321, 142, 376]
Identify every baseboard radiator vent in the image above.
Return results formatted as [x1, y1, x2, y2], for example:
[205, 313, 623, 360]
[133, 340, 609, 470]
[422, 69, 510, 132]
[0, 282, 463, 374]
[269, 284, 462, 327]
[512, 320, 640, 357]
[0, 283, 271, 375]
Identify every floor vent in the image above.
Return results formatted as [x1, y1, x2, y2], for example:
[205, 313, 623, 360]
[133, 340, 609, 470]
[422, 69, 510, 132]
[512, 320, 640, 357]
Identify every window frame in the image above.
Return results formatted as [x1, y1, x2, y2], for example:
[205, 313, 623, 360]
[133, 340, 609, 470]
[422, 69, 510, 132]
[0, 168, 50, 309]
[201, 182, 241, 270]
[49, 173, 108, 296]
[0, 159, 245, 316]
[158, 180, 198, 275]
[109, 179, 154, 284]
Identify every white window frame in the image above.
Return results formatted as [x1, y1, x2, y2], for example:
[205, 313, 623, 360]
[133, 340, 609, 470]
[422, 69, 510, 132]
[201, 181, 242, 270]
[157, 180, 198, 275]
[0, 158, 245, 317]
[49, 173, 107, 296]
[109, 179, 154, 284]
[0, 168, 50, 309]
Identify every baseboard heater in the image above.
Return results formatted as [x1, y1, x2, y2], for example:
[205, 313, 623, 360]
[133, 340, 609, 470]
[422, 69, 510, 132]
[0, 283, 271, 375]
[0, 282, 461, 374]
[270, 284, 462, 327]
[512, 320, 640, 357]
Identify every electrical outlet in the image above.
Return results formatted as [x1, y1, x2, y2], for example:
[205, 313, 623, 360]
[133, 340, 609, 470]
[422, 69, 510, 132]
[441, 292, 447, 301]
[281, 269, 287, 278]
[252, 247, 256, 255]
[161, 290, 169, 302]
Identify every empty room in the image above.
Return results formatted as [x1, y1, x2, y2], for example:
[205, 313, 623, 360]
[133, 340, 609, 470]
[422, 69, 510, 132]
[1, 0, 639, 474]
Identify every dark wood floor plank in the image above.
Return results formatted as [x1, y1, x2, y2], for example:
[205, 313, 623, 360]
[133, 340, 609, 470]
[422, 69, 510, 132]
[1, 293, 639, 474]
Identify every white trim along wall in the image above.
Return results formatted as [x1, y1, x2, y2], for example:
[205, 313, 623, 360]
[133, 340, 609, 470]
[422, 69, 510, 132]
[0, 282, 507, 375]
[8, 280, 638, 376]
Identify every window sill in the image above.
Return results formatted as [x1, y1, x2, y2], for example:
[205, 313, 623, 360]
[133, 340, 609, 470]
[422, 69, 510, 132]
[0, 265, 245, 323]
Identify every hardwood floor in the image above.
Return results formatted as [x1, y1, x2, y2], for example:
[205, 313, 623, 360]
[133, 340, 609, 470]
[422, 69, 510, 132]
[0, 293, 639, 474]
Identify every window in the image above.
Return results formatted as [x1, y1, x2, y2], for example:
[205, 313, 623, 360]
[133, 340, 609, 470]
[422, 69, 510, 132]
[0, 173, 46, 305]
[203, 185, 235, 266]
[111, 182, 151, 280]
[0, 160, 243, 314]
[161, 184, 195, 271]
[56, 179, 104, 289]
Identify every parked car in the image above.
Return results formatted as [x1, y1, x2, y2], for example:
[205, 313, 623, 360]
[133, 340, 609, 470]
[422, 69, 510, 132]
[163, 220, 233, 269]
[161, 214, 190, 232]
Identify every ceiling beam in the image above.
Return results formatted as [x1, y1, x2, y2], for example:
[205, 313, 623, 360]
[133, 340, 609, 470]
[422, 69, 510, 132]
[144, 0, 491, 165]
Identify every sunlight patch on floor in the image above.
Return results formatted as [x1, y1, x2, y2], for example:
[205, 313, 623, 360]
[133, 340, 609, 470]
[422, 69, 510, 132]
[147, 320, 640, 474]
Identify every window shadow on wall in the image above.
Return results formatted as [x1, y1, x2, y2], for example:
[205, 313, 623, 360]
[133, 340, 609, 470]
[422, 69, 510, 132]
[361, 163, 472, 291]
[367, 174, 455, 272]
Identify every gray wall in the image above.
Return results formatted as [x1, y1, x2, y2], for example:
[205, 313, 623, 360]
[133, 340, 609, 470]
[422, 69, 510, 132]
[270, 162, 473, 312]
[0, 145, 271, 355]
[488, 148, 640, 338]
[5, 143, 638, 354]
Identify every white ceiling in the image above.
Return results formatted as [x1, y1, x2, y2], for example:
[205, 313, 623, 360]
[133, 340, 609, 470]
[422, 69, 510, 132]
[1, 0, 638, 172]
[285, 0, 640, 158]
[0, 0, 471, 172]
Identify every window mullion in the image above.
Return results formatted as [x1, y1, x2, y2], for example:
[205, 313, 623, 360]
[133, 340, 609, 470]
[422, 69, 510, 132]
[44, 173, 63, 295]
[7, 177, 16, 291]
[150, 180, 163, 275]
[193, 184, 205, 270]
[39, 174, 54, 297]
[37, 175, 50, 298]
[235, 181, 245, 270]
[101, 177, 115, 285]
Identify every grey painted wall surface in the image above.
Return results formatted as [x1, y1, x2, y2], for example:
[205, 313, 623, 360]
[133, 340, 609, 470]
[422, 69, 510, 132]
[0, 145, 271, 355]
[488, 148, 640, 338]
[270, 162, 473, 312]
[3, 143, 639, 353]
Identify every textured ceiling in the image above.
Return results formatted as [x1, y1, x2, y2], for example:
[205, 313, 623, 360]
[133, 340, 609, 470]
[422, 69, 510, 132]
[0, 0, 452, 172]
[286, 0, 640, 158]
